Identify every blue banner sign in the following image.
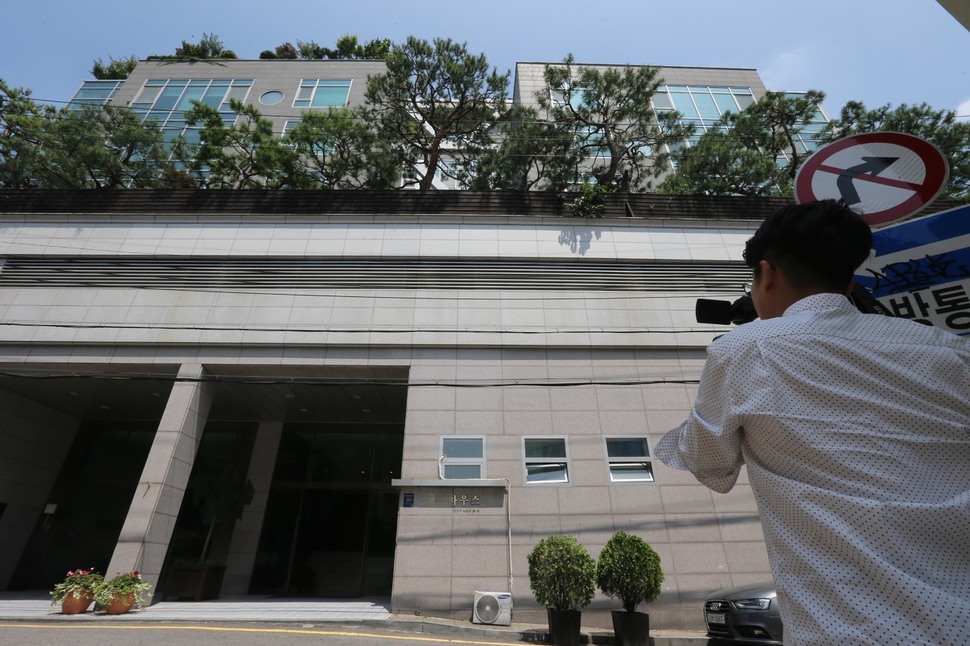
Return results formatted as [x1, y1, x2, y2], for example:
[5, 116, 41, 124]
[855, 204, 970, 336]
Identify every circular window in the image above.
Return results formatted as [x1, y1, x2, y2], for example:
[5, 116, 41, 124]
[259, 90, 285, 106]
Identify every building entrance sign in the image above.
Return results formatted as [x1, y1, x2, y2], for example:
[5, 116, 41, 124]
[794, 131, 949, 227]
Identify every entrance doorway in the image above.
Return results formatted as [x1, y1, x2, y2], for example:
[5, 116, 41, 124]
[9, 421, 157, 590]
[249, 424, 403, 597]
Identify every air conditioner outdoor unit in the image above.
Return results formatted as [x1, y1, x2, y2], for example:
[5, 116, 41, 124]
[472, 591, 512, 625]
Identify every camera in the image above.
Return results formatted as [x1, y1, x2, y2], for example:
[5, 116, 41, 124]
[695, 284, 892, 326]
[695, 295, 757, 325]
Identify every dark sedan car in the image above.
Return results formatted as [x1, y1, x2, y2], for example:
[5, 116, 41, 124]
[704, 581, 783, 644]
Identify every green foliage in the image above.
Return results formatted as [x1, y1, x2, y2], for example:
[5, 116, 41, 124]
[149, 33, 236, 61]
[284, 107, 400, 189]
[50, 568, 104, 604]
[296, 36, 391, 60]
[658, 130, 778, 196]
[1, 80, 167, 189]
[660, 90, 825, 196]
[296, 40, 328, 60]
[39, 105, 168, 188]
[0, 79, 53, 188]
[537, 55, 693, 191]
[563, 181, 613, 218]
[463, 105, 580, 191]
[12, 42, 968, 200]
[259, 43, 298, 60]
[175, 98, 298, 188]
[527, 535, 596, 611]
[93, 571, 152, 608]
[596, 531, 664, 613]
[819, 101, 970, 202]
[727, 90, 825, 184]
[365, 36, 510, 190]
[91, 56, 138, 80]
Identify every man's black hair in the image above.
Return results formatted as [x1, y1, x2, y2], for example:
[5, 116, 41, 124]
[743, 200, 873, 292]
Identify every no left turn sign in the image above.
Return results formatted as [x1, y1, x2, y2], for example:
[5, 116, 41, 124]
[794, 131, 949, 227]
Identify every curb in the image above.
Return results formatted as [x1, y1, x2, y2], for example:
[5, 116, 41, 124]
[375, 615, 711, 645]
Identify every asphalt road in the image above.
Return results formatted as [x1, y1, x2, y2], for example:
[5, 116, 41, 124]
[0, 622, 531, 646]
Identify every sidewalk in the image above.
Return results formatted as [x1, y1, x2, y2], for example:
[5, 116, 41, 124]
[0, 593, 710, 645]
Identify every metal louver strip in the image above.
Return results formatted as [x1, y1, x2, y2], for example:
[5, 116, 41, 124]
[0, 257, 749, 293]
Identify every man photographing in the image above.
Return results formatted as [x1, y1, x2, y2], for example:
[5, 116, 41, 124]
[656, 200, 970, 645]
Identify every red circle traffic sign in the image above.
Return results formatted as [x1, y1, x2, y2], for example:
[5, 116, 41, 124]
[794, 131, 949, 227]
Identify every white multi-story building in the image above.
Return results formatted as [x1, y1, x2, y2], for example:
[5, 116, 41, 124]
[67, 58, 828, 190]
[0, 56, 833, 631]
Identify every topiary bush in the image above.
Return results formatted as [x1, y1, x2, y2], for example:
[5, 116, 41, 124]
[596, 531, 663, 613]
[527, 535, 596, 612]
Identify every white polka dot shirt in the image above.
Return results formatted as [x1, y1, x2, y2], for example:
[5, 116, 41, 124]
[656, 293, 970, 645]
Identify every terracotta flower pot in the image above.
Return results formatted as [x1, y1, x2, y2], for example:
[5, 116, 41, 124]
[60, 591, 94, 615]
[103, 594, 135, 615]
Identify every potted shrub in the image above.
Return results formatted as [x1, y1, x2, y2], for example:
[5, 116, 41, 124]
[94, 570, 152, 614]
[168, 466, 254, 600]
[50, 568, 104, 614]
[595, 531, 664, 646]
[527, 535, 596, 646]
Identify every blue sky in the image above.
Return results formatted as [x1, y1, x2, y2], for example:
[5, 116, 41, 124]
[2, 0, 968, 119]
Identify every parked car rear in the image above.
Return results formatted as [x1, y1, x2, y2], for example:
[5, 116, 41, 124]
[704, 581, 783, 644]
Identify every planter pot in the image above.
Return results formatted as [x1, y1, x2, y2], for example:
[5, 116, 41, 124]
[103, 594, 135, 615]
[611, 610, 650, 646]
[546, 608, 583, 646]
[60, 591, 94, 615]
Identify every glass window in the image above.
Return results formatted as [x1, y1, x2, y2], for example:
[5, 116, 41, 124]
[68, 81, 124, 109]
[605, 437, 654, 482]
[293, 79, 352, 108]
[548, 84, 591, 111]
[735, 93, 755, 110]
[713, 93, 740, 115]
[524, 437, 569, 484]
[260, 90, 285, 106]
[669, 91, 697, 117]
[132, 85, 162, 106]
[225, 83, 250, 104]
[311, 86, 349, 107]
[177, 85, 206, 111]
[181, 125, 201, 146]
[125, 78, 252, 156]
[202, 86, 226, 108]
[652, 91, 673, 111]
[154, 84, 185, 111]
[691, 91, 720, 120]
[571, 87, 589, 110]
[441, 436, 484, 479]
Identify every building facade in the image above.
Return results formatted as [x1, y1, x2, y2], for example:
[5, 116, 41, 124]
[1, 58, 829, 630]
[0, 190, 806, 629]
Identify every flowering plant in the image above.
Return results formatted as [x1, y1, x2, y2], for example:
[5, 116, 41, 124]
[94, 570, 152, 608]
[50, 568, 104, 603]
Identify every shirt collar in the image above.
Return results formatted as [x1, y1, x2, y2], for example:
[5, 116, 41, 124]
[783, 292, 855, 318]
